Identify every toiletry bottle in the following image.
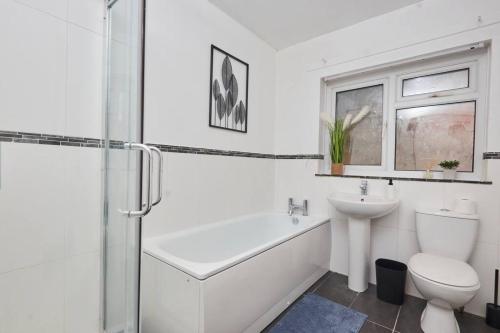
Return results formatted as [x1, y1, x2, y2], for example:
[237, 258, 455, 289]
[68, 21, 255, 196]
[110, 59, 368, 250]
[386, 179, 395, 199]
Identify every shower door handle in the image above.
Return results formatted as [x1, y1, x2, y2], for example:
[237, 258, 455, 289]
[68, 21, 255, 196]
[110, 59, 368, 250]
[121, 143, 153, 217]
[149, 146, 163, 206]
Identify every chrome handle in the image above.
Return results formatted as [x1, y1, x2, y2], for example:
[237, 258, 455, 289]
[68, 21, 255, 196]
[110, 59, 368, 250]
[121, 143, 153, 217]
[149, 146, 163, 207]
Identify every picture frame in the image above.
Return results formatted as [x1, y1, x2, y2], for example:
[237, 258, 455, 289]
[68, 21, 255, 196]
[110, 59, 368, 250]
[209, 45, 249, 133]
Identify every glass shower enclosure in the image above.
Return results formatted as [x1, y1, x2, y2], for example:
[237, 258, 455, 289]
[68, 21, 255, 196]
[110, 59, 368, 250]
[102, 0, 151, 332]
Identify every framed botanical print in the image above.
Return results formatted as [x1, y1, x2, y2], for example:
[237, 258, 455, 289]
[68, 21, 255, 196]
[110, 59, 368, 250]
[209, 45, 249, 133]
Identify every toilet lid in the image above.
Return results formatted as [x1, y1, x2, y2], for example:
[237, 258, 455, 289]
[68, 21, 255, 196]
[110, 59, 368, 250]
[409, 253, 479, 288]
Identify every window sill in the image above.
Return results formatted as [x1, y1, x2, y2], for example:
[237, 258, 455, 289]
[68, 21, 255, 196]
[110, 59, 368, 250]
[315, 173, 492, 185]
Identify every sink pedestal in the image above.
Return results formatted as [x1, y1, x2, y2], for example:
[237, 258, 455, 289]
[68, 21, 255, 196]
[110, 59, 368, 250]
[327, 192, 399, 293]
[348, 217, 371, 292]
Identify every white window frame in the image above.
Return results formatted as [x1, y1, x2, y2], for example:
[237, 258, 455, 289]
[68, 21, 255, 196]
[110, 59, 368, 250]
[396, 62, 476, 102]
[326, 78, 389, 174]
[324, 48, 489, 181]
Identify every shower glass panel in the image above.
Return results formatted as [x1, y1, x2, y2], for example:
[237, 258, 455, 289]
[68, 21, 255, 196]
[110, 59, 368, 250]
[103, 0, 144, 332]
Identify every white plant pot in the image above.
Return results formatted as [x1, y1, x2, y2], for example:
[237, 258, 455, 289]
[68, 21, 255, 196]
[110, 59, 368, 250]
[442, 169, 457, 180]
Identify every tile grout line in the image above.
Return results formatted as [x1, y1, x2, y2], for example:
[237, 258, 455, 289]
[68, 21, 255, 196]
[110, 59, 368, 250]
[63, 11, 69, 325]
[348, 292, 359, 308]
[366, 320, 396, 332]
[347, 286, 395, 332]
[11, 0, 104, 36]
[310, 274, 329, 293]
[0, 248, 100, 277]
[392, 306, 402, 333]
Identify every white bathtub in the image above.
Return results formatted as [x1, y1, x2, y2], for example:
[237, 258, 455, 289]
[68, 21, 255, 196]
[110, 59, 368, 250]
[141, 213, 331, 333]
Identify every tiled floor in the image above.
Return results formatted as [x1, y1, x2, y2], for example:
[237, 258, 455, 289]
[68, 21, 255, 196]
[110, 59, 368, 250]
[263, 272, 499, 333]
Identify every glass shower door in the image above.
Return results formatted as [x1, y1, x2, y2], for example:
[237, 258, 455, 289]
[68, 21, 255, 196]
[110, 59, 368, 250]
[103, 0, 145, 332]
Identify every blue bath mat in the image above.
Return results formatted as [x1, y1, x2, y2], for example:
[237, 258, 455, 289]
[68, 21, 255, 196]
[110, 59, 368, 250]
[269, 293, 367, 333]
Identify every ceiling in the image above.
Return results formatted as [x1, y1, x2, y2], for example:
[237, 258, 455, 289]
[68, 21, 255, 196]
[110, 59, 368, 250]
[209, 0, 422, 50]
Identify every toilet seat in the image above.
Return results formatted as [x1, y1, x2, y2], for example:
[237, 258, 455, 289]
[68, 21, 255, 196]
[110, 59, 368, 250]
[409, 253, 479, 288]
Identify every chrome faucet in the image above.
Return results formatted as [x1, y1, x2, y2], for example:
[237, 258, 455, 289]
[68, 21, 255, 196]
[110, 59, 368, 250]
[288, 198, 308, 216]
[360, 180, 368, 196]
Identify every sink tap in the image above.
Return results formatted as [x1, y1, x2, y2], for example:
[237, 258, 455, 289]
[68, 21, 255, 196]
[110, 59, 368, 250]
[288, 198, 308, 216]
[360, 180, 368, 196]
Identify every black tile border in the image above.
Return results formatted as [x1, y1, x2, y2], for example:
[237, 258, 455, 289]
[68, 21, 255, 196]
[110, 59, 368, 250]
[276, 154, 324, 159]
[1, 130, 498, 165]
[484, 152, 500, 159]
[0, 130, 322, 160]
[150, 144, 324, 160]
[0, 130, 107, 148]
[315, 173, 492, 185]
[149, 143, 276, 159]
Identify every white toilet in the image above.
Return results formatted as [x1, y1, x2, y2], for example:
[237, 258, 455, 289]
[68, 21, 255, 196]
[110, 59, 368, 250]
[408, 209, 480, 333]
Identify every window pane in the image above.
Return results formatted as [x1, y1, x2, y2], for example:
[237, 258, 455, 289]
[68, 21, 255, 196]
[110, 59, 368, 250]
[395, 101, 475, 171]
[402, 69, 469, 97]
[335, 84, 383, 165]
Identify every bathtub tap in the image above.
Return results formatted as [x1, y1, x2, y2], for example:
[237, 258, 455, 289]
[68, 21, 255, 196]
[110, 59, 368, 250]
[288, 198, 308, 216]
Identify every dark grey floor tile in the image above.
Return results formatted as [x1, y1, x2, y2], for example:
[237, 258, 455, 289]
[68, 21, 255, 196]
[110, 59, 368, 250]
[395, 295, 426, 333]
[359, 320, 393, 333]
[306, 271, 332, 293]
[351, 284, 400, 329]
[314, 273, 358, 306]
[456, 311, 500, 333]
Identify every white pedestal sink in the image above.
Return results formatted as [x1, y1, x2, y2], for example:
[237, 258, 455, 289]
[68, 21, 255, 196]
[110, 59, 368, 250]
[328, 192, 399, 292]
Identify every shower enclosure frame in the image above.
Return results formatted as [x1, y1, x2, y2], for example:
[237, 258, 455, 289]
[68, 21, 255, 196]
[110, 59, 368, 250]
[101, 0, 148, 332]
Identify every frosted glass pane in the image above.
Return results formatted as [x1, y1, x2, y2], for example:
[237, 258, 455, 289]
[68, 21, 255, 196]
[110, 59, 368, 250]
[335, 84, 383, 165]
[395, 101, 475, 171]
[402, 69, 469, 97]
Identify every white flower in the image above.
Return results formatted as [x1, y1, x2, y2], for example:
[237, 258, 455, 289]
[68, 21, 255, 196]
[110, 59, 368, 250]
[350, 105, 370, 126]
[342, 114, 353, 131]
[319, 112, 334, 126]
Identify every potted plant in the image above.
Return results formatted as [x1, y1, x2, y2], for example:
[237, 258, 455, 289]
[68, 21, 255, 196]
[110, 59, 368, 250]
[329, 119, 346, 175]
[320, 106, 370, 175]
[439, 160, 460, 180]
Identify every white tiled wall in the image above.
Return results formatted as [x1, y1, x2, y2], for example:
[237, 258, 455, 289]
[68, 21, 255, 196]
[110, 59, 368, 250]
[0, 143, 102, 333]
[143, 152, 276, 237]
[141, 0, 279, 240]
[144, 0, 276, 154]
[273, 159, 500, 316]
[0, 1, 104, 331]
[140, 0, 280, 241]
[0, 0, 104, 138]
[66, 24, 103, 139]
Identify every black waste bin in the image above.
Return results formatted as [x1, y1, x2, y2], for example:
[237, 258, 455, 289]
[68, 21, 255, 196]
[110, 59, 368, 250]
[375, 258, 407, 305]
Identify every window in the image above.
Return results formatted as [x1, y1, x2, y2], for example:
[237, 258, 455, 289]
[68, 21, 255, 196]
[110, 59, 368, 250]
[402, 68, 469, 97]
[324, 47, 488, 179]
[335, 84, 384, 166]
[395, 101, 476, 171]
